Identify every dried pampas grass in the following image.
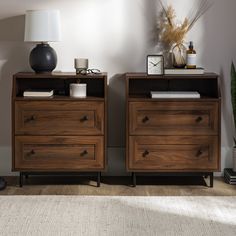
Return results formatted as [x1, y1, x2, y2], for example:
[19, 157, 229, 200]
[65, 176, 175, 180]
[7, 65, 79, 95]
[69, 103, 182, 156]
[159, 0, 212, 46]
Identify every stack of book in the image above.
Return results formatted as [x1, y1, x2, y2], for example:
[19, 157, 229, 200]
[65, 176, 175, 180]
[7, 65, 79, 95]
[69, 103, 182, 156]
[150, 91, 200, 99]
[224, 168, 236, 185]
[23, 89, 54, 97]
[164, 68, 204, 75]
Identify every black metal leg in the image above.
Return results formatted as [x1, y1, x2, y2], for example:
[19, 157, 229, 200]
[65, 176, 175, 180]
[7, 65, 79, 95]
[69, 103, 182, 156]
[19, 172, 23, 187]
[97, 172, 101, 187]
[209, 172, 213, 188]
[132, 172, 136, 187]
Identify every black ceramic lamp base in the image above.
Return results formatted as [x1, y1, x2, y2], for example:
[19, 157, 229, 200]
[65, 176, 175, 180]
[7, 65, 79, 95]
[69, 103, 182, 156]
[30, 43, 57, 73]
[0, 177, 6, 191]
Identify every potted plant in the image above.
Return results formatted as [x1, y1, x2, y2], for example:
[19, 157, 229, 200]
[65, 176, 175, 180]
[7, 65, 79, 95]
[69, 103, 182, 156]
[231, 62, 236, 171]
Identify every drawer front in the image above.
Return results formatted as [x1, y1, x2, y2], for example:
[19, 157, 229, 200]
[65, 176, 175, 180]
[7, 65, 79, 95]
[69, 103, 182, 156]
[129, 101, 219, 135]
[15, 101, 104, 135]
[128, 136, 219, 171]
[14, 136, 104, 170]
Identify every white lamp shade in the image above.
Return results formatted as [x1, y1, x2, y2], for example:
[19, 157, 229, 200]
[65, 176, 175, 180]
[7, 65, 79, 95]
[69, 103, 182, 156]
[24, 10, 61, 42]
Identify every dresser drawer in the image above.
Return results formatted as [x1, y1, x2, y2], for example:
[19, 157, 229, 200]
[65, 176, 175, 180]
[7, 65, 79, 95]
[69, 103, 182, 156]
[14, 136, 104, 171]
[129, 101, 219, 135]
[128, 136, 219, 171]
[15, 101, 104, 135]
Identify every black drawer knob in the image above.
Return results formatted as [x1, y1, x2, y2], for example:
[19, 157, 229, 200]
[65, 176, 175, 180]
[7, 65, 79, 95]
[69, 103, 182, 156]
[80, 150, 88, 157]
[25, 115, 36, 123]
[196, 149, 203, 157]
[28, 150, 35, 156]
[80, 116, 88, 122]
[142, 116, 149, 123]
[196, 116, 203, 123]
[143, 150, 149, 157]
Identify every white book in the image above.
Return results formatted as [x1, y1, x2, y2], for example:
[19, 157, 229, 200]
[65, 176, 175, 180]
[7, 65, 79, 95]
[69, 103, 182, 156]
[23, 89, 54, 97]
[151, 91, 200, 99]
[164, 68, 204, 75]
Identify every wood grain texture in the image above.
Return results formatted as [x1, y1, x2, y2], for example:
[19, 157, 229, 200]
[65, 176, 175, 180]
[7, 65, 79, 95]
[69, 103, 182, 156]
[15, 72, 107, 79]
[126, 73, 221, 174]
[14, 136, 104, 171]
[15, 101, 104, 135]
[12, 72, 107, 174]
[129, 136, 219, 171]
[125, 72, 218, 79]
[13, 74, 106, 99]
[129, 101, 218, 135]
[127, 76, 219, 99]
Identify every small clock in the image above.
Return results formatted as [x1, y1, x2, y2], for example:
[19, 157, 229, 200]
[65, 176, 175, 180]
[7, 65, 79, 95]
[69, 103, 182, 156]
[147, 55, 164, 75]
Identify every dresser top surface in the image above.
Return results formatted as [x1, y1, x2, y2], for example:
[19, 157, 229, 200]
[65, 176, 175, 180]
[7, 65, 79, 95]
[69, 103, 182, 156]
[125, 72, 218, 79]
[14, 72, 107, 79]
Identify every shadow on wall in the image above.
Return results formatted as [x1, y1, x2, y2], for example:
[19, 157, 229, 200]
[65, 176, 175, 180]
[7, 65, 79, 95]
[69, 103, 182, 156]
[0, 15, 31, 147]
[140, 0, 159, 53]
[0, 15, 25, 41]
[219, 68, 233, 167]
[199, 0, 236, 171]
[145, 0, 159, 48]
[200, 0, 234, 169]
[108, 74, 126, 147]
[145, 0, 172, 58]
[107, 0, 158, 148]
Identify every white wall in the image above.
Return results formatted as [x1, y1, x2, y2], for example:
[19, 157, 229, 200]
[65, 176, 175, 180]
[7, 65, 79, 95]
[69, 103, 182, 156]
[0, 0, 235, 176]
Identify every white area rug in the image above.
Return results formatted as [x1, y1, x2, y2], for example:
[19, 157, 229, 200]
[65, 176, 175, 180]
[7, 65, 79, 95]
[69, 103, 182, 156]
[0, 196, 236, 236]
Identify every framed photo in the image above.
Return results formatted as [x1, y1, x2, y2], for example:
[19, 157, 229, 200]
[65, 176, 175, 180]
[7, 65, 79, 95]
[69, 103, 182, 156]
[147, 55, 164, 75]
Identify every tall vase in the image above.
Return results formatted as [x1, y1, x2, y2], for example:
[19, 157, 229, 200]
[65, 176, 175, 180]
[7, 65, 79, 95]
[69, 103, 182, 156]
[172, 43, 187, 68]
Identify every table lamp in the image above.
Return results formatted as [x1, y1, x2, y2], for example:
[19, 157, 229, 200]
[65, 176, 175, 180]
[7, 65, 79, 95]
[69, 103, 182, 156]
[24, 10, 61, 73]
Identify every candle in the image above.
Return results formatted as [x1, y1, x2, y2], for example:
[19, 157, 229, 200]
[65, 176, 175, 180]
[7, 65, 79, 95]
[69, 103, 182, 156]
[70, 83, 87, 98]
[74, 58, 88, 70]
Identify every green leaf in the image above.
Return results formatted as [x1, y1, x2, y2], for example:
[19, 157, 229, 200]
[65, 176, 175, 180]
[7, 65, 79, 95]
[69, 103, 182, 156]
[231, 62, 236, 143]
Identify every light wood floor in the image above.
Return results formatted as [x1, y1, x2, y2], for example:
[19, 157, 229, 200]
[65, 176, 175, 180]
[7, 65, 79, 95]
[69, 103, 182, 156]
[1, 176, 236, 196]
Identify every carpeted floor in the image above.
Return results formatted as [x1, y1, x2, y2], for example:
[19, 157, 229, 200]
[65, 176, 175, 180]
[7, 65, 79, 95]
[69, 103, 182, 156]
[0, 196, 236, 236]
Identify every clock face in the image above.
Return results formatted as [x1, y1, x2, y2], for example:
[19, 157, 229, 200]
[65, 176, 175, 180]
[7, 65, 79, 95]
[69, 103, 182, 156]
[147, 55, 164, 75]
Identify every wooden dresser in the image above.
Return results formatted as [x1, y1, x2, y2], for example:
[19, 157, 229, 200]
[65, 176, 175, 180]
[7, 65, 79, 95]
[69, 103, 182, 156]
[126, 73, 221, 187]
[12, 72, 107, 187]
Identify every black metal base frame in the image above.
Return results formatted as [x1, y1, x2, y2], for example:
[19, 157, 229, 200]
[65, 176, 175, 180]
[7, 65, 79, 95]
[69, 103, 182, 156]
[131, 172, 214, 188]
[19, 172, 101, 188]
